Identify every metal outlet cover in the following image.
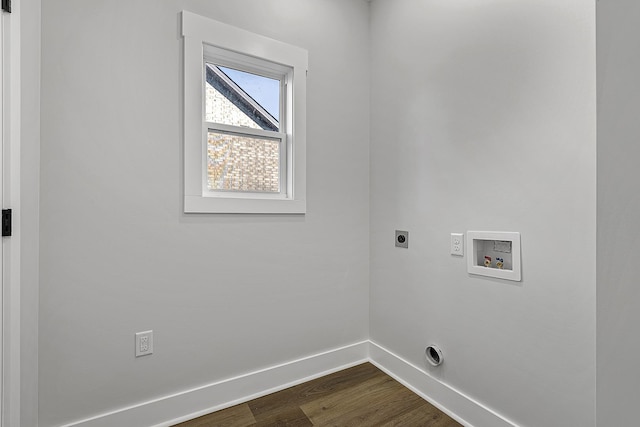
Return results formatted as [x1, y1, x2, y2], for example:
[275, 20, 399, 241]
[395, 230, 409, 248]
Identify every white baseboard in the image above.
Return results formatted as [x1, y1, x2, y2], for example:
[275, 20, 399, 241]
[59, 340, 517, 427]
[59, 341, 369, 427]
[368, 341, 517, 427]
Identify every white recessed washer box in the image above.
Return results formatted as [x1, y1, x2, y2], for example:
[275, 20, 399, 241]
[467, 231, 521, 282]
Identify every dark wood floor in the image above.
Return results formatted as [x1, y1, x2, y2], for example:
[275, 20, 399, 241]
[173, 362, 462, 426]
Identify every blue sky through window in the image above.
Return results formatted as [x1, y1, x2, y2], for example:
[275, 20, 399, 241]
[219, 66, 280, 122]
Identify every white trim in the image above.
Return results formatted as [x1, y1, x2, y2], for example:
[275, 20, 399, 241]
[56, 340, 522, 427]
[1, 2, 20, 426]
[181, 11, 308, 69]
[182, 10, 307, 214]
[0, 10, 5, 424]
[184, 194, 306, 214]
[58, 341, 369, 427]
[368, 341, 518, 427]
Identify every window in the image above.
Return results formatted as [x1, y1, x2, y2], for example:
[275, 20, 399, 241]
[182, 11, 308, 213]
[203, 49, 286, 195]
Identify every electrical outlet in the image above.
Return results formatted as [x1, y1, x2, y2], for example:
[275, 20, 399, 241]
[451, 233, 464, 256]
[395, 230, 409, 248]
[135, 331, 153, 357]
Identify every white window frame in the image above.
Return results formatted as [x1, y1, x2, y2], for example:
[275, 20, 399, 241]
[182, 11, 307, 213]
[203, 46, 288, 199]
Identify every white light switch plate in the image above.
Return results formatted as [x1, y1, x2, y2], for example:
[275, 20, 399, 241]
[451, 233, 464, 256]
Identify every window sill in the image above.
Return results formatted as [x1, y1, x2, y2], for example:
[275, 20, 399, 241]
[184, 195, 306, 214]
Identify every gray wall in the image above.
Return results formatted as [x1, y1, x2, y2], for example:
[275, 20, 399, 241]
[36, 1, 640, 426]
[38, 1, 370, 425]
[596, 1, 640, 425]
[369, 1, 596, 426]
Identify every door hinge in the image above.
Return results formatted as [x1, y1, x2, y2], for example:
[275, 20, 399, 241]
[2, 209, 12, 237]
[2, 0, 11, 13]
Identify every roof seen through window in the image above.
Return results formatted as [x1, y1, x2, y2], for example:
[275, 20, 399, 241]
[218, 66, 280, 122]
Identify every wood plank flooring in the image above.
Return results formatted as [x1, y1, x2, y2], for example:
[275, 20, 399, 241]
[173, 362, 461, 426]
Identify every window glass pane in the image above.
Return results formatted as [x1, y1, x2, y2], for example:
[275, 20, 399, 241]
[205, 64, 280, 131]
[207, 131, 280, 193]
